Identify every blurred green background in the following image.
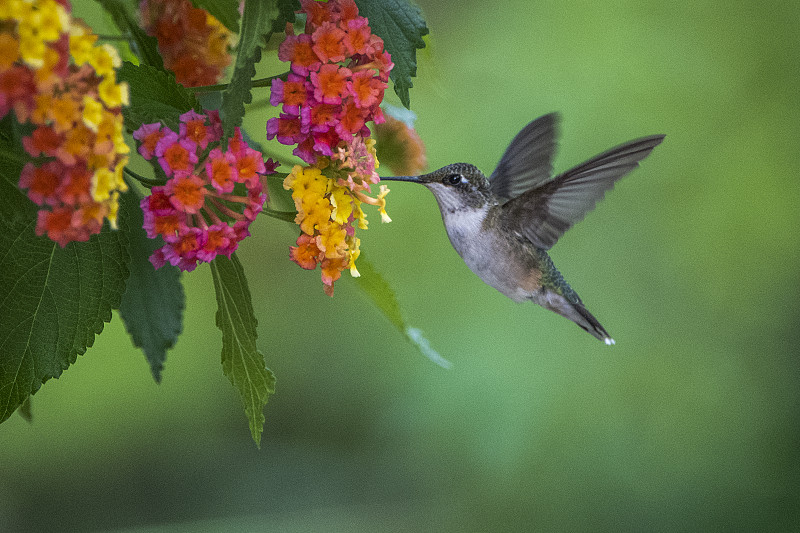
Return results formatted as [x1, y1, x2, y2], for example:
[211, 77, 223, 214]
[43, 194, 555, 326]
[2, 0, 799, 531]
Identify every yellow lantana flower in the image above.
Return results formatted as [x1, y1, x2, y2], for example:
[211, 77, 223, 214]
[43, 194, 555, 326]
[18, 34, 45, 67]
[92, 156, 128, 205]
[316, 220, 347, 259]
[89, 43, 121, 77]
[300, 197, 333, 235]
[329, 186, 354, 224]
[68, 26, 98, 65]
[92, 167, 114, 202]
[285, 165, 328, 214]
[98, 76, 129, 108]
[348, 237, 361, 277]
[81, 96, 104, 132]
[34, 0, 69, 41]
[377, 185, 391, 223]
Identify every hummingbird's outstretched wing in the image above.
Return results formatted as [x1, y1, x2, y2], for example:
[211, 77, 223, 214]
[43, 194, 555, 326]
[489, 113, 559, 201]
[501, 134, 665, 250]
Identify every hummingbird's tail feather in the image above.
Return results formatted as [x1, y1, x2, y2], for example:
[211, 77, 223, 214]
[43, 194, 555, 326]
[533, 289, 615, 345]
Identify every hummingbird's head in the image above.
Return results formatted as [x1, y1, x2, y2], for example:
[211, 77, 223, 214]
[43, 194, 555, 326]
[382, 163, 495, 213]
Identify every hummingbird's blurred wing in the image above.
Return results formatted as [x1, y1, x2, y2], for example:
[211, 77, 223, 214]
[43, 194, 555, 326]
[489, 113, 559, 201]
[501, 135, 665, 250]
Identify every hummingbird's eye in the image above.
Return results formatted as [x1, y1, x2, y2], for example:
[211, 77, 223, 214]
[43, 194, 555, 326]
[445, 173, 463, 185]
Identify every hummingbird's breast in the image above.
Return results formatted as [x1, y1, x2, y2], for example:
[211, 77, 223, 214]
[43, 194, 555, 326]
[441, 205, 543, 303]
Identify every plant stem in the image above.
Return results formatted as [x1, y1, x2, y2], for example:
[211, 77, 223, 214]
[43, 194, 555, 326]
[186, 72, 290, 94]
[96, 34, 134, 42]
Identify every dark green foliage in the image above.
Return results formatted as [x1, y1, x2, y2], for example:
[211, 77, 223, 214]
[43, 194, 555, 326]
[0, 116, 36, 224]
[118, 189, 185, 383]
[271, 0, 301, 33]
[220, 0, 298, 141]
[96, 0, 165, 70]
[189, 0, 241, 33]
[355, 0, 428, 108]
[117, 62, 200, 132]
[0, 151, 27, 222]
[0, 216, 130, 424]
[210, 254, 276, 447]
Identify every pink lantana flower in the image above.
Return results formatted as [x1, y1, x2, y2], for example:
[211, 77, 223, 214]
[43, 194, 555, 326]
[135, 113, 274, 271]
[267, 0, 392, 164]
[179, 109, 214, 150]
[133, 123, 165, 159]
[155, 131, 198, 177]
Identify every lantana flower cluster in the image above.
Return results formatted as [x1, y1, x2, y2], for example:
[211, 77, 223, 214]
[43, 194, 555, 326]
[134, 111, 273, 271]
[139, 0, 233, 87]
[266, 0, 392, 163]
[285, 136, 390, 296]
[1, 0, 130, 246]
[270, 0, 395, 295]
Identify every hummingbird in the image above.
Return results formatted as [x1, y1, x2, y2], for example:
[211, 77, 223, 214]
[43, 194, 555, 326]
[381, 113, 665, 344]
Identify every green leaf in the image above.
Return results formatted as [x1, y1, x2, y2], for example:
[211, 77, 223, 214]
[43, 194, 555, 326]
[272, 0, 301, 33]
[17, 396, 32, 423]
[220, 0, 298, 140]
[262, 207, 296, 223]
[0, 217, 130, 424]
[265, 173, 295, 212]
[354, 255, 451, 368]
[353, 255, 405, 331]
[0, 116, 36, 224]
[118, 189, 185, 382]
[210, 254, 275, 447]
[117, 62, 200, 132]
[189, 0, 241, 33]
[355, 0, 428, 108]
[96, 0, 165, 70]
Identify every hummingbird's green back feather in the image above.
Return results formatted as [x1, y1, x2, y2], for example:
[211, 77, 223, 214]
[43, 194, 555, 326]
[534, 247, 582, 305]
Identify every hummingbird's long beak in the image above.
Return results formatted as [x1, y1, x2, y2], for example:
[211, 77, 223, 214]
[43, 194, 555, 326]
[380, 175, 423, 183]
